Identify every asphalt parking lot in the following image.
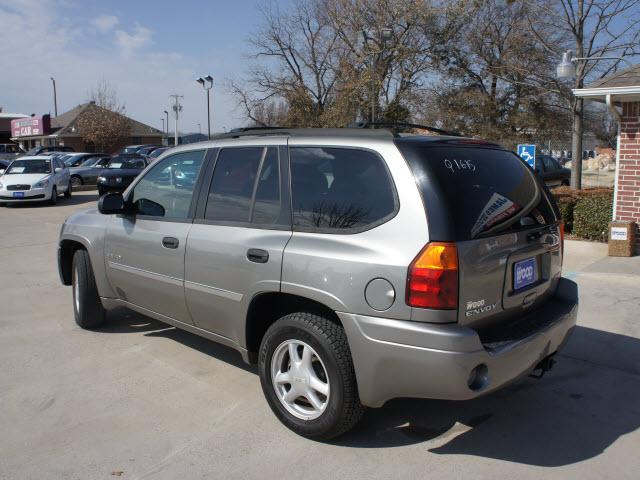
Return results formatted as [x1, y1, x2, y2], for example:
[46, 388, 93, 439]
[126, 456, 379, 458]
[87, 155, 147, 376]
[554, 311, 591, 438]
[1, 193, 639, 479]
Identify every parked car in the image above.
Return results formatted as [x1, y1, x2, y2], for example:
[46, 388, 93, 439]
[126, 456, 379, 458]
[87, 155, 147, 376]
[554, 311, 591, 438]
[96, 154, 148, 195]
[0, 155, 71, 205]
[120, 144, 157, 154]
[69, 156, 112, 187]
[63, 152, 108, 168]
[57, 128, 578, 439]
[25, 145, 75, 156]
[534, 155, 571, 187]
[147, 147, 171, 159]
[136, 145, 164, 156]
[0, 143, 23, 161]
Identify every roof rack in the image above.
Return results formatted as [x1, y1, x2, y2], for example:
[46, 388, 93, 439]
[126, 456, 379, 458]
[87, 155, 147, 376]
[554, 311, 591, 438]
[212, 127, 396, 140]
[351, 122, 461, 137]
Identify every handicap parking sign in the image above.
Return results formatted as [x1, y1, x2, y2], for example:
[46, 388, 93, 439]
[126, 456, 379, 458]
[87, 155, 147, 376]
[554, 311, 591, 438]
[517, 144, 536, 169]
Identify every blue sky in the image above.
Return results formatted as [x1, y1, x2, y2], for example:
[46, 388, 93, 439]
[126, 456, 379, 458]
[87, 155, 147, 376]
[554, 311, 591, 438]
[0, 0, 283, 134]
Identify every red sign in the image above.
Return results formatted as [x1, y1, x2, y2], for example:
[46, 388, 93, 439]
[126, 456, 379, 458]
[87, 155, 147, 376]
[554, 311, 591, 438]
[11, 115, 51, 138]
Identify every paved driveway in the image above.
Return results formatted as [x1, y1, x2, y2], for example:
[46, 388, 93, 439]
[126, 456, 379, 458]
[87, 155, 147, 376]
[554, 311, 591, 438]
[1, 193, 639, 479]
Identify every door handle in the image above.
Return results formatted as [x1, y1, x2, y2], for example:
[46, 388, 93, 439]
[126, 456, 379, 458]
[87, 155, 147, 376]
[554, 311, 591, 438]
[162, 237, 179, 249]
[247, 248, 269, 263]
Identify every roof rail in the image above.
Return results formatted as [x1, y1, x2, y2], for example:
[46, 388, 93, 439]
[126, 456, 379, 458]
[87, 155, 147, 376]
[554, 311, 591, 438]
[351, 122, 461, 137]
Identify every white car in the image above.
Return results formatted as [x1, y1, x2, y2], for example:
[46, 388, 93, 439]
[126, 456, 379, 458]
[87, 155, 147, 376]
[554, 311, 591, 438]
[0, 155, 71, 205]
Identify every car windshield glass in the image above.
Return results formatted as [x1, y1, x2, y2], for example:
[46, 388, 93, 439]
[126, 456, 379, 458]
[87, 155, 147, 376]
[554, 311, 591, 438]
[6, 159, 51, 175]
[108, 157, 145, 169]
[396, 142, 557, 240]
[150, 148, 167, 158]
[62, 155, 78, 165]
[25, 147, 40, 155]
[80, 157, 99, 167]
[123, 147, 140, 154]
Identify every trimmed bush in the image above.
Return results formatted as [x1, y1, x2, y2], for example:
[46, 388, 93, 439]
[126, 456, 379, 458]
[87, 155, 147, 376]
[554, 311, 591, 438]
[573, 193, 614, 241]
[556, 196, 577, 233]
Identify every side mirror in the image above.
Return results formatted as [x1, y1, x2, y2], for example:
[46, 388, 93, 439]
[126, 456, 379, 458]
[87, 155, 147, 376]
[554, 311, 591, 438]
[98, 193, 126, 214]
[54, 167, 62, 173]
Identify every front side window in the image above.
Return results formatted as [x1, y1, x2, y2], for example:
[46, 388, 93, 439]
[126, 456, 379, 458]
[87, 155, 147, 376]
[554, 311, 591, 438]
[289, 147, 396, 232]
[131, 150, 205, 219]
[204, 147, 281, 225]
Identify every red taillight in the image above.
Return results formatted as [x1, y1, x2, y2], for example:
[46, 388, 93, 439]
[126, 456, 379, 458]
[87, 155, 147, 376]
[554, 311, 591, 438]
[407, 242, 458, 309]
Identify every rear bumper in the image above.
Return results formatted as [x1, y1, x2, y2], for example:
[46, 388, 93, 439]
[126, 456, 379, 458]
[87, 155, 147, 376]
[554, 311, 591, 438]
[338, 277, 578, 407]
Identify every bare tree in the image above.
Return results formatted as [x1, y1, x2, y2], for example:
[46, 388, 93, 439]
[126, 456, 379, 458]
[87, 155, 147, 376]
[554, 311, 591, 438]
[75, 80, 132, 153]
[528, 0, 640, 188]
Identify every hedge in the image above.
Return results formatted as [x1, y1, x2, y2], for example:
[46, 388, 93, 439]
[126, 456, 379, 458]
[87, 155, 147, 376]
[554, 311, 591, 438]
[551, 187, 613, 241]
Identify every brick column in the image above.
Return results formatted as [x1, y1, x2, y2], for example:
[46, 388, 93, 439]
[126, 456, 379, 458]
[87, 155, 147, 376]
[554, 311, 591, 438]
[617, 102, 640, 253]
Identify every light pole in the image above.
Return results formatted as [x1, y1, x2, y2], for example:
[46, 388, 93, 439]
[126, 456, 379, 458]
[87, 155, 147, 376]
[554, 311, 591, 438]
[161, 118, 165, 135]
[196, 75, 213, 139]
[169, 95, 183, 147]
[556, 51, 632, 189]
[361, 29, 392, 123]
[50, 77, 58, 117]
[163, 110, 169, 144]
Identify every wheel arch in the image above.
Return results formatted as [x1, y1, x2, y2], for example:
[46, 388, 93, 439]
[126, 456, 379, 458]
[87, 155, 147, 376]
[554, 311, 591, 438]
[244, 292, 342, 364]
[58, 238, 89, 285]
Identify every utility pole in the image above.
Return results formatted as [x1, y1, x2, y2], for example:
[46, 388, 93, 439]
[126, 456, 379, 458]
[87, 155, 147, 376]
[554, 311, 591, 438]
[169, 94, 183, 147]
[50, 77, 58, 117]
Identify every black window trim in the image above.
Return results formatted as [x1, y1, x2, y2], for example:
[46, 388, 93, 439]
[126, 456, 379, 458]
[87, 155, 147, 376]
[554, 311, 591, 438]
[287, 144, 400, 235]
[193, 145, 292, 231]
[121, 148, 212, 224]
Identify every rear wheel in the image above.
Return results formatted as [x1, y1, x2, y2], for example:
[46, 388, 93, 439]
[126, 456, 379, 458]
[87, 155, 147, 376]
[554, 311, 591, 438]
[259, 312, 364, 439]
[49, 187, 58, 205]
[70, 176, 83, 188]
[72, 249, 106, 329]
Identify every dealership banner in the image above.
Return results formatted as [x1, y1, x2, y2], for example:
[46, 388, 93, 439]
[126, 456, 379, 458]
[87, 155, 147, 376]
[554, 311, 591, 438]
[11, 115, 51, 138]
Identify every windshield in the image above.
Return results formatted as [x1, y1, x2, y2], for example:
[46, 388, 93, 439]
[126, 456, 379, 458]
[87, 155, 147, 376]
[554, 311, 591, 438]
[80, 157, 99, 167]
[6, 159, 52, 175]
[123, 146, 141, 154]
[107, 156, 145, 169]
[150, 148, 168, 158]
[62, 155, 78, 165]
[396, 141, 557, 240]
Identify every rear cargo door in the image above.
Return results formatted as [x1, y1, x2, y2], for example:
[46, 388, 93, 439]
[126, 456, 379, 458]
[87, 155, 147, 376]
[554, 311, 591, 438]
[396, 141, 562, 328]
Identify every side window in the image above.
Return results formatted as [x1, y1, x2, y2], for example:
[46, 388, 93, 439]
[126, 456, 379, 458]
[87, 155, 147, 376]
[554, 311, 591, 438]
[204, 147, 281, 225]
[290, 147, 396, 232]
[131, 150, 205, 219]
[542, 156, 556, 171]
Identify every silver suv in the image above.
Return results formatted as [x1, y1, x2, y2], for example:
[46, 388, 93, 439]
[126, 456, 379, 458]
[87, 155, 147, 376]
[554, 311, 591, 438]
[57, 128, 578, 439]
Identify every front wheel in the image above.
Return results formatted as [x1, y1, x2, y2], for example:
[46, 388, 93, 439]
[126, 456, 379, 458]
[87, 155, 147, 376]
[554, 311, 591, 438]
[72, 249, 106, 329]
[49, 186, 58, 205]
[64, 183, 72, 198]
[259, 312, 364, 439]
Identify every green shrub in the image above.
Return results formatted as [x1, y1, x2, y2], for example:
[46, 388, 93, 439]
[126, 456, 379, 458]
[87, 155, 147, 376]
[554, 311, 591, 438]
[556, 196, 577, 233]
[573, 193, 614, 241]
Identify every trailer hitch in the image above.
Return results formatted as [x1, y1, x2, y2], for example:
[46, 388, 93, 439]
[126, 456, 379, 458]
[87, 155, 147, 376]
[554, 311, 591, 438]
[529, 355, 556, 379]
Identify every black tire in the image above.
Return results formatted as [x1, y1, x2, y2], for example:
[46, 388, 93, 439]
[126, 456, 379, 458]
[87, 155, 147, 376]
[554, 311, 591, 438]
[49, 187, 58, 205]
[97, 188, 105, 197]
[70, 175, 83, 188]
[259, 312, 364, 440]
[72, 249, 106, 329]
[64, 183, 72, 198]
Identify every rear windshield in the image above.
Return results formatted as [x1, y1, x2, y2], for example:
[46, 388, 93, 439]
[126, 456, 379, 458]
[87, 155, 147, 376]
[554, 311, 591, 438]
[396, 141, 557, 241]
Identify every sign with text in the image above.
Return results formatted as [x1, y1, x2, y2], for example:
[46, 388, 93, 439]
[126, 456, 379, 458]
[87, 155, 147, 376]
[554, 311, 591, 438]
[11, 115, 51, 138]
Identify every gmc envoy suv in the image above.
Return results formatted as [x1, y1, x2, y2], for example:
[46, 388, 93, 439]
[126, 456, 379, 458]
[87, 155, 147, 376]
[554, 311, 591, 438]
[58, 127, 578, 439]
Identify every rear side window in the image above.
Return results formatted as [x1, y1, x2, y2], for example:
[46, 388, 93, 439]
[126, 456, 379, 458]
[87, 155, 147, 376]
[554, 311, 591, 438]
[396, 141, 557, 241]
[204, 147, 282, 225]
[289, 147, 396, 232]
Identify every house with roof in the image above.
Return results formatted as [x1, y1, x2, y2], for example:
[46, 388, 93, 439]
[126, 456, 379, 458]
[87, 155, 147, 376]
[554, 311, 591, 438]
[574, 64, 640, 254]
[11, 102, 164, 154]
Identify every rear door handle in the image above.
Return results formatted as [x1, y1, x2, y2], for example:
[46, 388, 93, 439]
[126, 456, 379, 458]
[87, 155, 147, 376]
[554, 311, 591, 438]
[247, 248, 269, 263]
[162, 237, 179, 249]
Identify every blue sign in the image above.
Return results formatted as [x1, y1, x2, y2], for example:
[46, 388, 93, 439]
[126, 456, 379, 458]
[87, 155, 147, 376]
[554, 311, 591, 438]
[517, 144, 536, 169]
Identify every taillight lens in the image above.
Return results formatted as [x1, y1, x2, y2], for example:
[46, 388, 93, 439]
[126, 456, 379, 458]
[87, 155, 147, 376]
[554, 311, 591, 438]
[407, 242, 458, 309]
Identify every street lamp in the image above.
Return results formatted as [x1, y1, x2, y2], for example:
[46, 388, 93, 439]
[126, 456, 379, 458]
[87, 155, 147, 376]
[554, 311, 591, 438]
[361, 28, 392, 123]
[161, 118, 165, 135]
[556, 50, 632, 189]
[50, 77, 58, 117]
[163, 110, 169, 144]
[196, 75, 213, 139]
